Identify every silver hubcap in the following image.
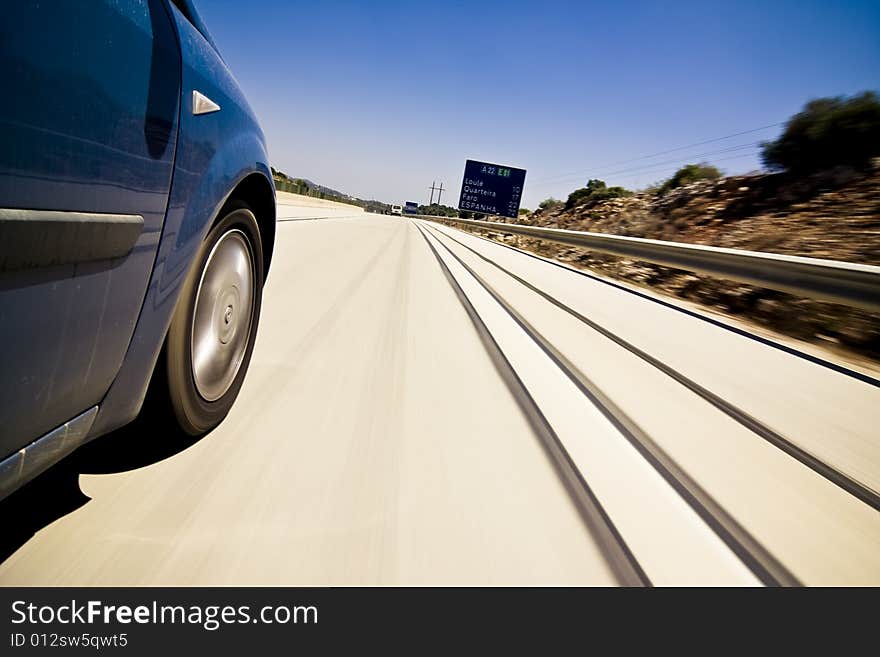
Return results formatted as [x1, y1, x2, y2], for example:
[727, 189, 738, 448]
[191, 229, 255, 402]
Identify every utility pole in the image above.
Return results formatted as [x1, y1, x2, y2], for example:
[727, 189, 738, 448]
[428, 181, 446, 206]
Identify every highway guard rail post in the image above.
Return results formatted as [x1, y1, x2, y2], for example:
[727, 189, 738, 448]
[418, 215, 880, 313]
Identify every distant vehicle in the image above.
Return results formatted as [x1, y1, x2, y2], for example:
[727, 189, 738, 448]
[391, 205, 403, 215]
[0, 0, 275, 500]
[404, 202, 419, 215]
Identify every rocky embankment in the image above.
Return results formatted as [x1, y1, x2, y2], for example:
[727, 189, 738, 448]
[468, 162, 880, 363]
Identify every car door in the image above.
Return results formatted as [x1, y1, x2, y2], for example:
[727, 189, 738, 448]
[0, 0, 181, 453]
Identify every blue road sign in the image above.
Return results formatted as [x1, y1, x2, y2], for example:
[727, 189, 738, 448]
[458, 159, 527, 219]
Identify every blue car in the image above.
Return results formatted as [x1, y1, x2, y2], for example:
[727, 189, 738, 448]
[0, 0, 275, 499]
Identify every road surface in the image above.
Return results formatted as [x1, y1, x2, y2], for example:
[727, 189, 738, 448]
[1, 201, 878, 586]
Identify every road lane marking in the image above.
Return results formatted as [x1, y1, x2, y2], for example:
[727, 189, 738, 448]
[415, 224, 649, 586]
[418, 223, 761, 586]
[427, 223, 880, 512]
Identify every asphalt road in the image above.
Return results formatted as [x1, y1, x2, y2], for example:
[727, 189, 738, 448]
[1, 202, 878, 586]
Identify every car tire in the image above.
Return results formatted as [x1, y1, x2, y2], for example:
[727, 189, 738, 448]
[163, 200, 264, 435]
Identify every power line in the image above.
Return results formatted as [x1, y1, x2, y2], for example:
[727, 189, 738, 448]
[532, 122, 781, 183]
[531, 141, 763, 188]
[531, 122, 783, 184]
[531, 151, 763, 202]
[602, 141, 760, 177]
[606, 150, 763, 183]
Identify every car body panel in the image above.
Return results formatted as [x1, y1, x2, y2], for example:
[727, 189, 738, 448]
[88, 2, 274, 440]
[0, 0, 274, 492]
[0, 0, 181, 453]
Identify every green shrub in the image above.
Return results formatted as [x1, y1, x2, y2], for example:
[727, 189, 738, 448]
[565, 179, 631, 209]
[761, 91, 880, 173]
[419, 203, 458, 217]
[518, 207, 531, 215]
[658, 163, 722, 195]
[538, 197, 564, 212]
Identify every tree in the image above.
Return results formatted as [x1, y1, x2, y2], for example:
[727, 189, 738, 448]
[761, 91, 880, 173]
[658, 163, 721, 195]
[518, 208, 531, 215]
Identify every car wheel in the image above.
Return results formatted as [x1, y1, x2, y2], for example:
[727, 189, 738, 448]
[163, 201, 264, 435]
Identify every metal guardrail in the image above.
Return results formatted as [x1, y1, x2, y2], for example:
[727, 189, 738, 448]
[421, 216, 880, 313]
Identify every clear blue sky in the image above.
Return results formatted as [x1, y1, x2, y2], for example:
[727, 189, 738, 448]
[198, 0, 880, 209]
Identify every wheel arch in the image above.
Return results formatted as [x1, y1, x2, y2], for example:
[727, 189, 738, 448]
[215, 172, 276, 280]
